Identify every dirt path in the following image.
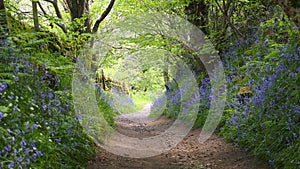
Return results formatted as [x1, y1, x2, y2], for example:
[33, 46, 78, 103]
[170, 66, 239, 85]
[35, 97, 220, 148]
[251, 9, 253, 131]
[87, 104, 271, 169]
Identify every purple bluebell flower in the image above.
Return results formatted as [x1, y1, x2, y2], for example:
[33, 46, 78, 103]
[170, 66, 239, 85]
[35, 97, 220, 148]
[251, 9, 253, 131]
[293, 133, 297, 138]
[14, 76, 19, 81]
[0, 82, 7, 92]
[48, 91, 53, 100]
[36, 151, 43, 156]
[15, 66, 19, 73]
[31, 140, 36, 149]
[32, 153, 37, 161]
[25, 157, 30, 164]
[10, 136, 15, 143]
[9, 48, 14, 54]
[8, 162, 14, 168]
[31, 124, 37, 129]
[16, 156, 22, 163]
[20, 138, 26, 149]
[269, 160, 274, 166]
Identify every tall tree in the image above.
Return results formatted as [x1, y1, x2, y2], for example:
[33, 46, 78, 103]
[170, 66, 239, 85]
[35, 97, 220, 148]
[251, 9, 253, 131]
[41, 0, 115, 33]
[65, 0, 115, 33]
[32, 0, 39, 31]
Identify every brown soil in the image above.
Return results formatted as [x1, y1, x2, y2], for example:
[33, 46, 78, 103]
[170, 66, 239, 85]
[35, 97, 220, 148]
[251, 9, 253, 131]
[86, 104, 271, 169]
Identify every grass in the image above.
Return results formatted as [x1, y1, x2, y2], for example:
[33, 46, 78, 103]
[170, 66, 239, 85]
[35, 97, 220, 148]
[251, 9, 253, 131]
[131, 93, 153, 112]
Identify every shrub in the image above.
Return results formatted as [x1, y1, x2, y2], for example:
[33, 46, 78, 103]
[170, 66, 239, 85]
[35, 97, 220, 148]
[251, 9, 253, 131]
[220, 11, 300, 169]
[0, 48, 95, 168]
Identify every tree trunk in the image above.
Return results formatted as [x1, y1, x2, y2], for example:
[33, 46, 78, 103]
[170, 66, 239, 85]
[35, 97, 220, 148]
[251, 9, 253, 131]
[84, 0, 91, 33]
[0, 0, 8, 46]
[66, 0, 85, 21]
[32, 1, 39, 31]
[66, 0, 86, 32]
[101, 69, 106, 91]
[163, 55, 169, 91]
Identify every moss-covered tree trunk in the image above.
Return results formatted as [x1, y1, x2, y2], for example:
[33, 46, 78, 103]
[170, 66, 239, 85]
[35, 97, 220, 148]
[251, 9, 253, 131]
[0, 0, 8, 46]
[32, 0, 39, 31]
[65, 0, 90, 33]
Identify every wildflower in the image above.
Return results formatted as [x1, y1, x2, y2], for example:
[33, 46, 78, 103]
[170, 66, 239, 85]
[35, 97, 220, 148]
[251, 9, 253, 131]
[36, 151, 43, 156]
[16, 156, 22, 163]
[0, 82, 7, 92]
[31, 140, 36, 149]
[14, 76, 19, 81]
[31, 124, 37, 129]
[8, 162, 14, 168]
[20, 138, 26, 149]
[9, 48, 14, 54]
[47, 91, 53, 100]
[32, 153, 37, 161]
[0, 112, 3, 120]
[25, 157, 30, 164]
[10, 136, 15, 143]
[293, 133, 297, 138]
[15, 66, 19, 73]
[55, 138, 61, 144]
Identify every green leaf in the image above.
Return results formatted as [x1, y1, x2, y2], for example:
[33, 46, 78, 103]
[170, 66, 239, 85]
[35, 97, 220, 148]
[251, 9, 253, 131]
[296, 74, 300, 84]
[264, 50, 279, 61]
[0, 106, 10, 113]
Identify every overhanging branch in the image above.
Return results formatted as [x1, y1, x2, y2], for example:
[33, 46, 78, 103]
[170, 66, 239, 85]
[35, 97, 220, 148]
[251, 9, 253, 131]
[39, 1, 67, 33]
[92, 0, 115, 33]
[42, 0, 67, 33]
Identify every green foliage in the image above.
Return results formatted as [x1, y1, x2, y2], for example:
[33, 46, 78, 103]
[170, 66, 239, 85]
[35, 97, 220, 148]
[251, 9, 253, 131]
[0, 48, 95, 168]
[2, 1, 300, 168]
[95, 88, 124, 125]
[131, 93, 153, 111]
[219, 7, 300, 168]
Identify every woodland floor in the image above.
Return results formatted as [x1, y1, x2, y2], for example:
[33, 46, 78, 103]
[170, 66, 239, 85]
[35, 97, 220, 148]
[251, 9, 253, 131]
[86, 104, 271, 169]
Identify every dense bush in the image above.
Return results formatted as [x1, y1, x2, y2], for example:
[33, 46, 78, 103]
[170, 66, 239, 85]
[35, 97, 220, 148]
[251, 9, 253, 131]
[219, 10, 300, 169]
[0, 47, 95, 168]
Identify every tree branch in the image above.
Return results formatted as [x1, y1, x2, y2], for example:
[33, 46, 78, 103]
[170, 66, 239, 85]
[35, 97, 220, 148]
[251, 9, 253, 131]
[92, 0, 115, 33]
[39, 1, 67, 33]
[37, 1, 47, 14]
[52, 0, 63, 20]
[42, 0, 67, 33]
[214, 0, 244, 39]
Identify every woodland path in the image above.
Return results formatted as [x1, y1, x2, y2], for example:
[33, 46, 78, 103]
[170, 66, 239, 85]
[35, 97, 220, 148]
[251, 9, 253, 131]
[86, 104, 271, 169]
